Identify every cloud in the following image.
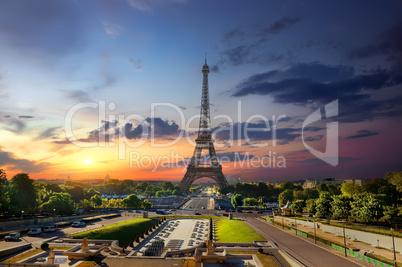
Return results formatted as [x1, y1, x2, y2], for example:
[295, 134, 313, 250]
[64, 90, 91, 102]
[218, 17, 301, 67]
[103, 21, 123, 37]
[127, 58, 144, 71]
[0, 116, 27, 133]
[124, 122, 143, 140]
[0, 148, 50, 172]
[259, 17, 301, 36]
[18, 115, 34, 119]
[346, 130, 379, 139]
[349, 21, 402, 70]
[36, 126, 61, 140]
[144, 117, 182, 138]
[211, 120, 321, 145]
[222, 45, 253, 66]
[127, 0, 187, 11]
[231, 63, 402, 123]
[57, 118, 184, 144]
[223, 17, 301, 43]
[54, 120, 119, 144]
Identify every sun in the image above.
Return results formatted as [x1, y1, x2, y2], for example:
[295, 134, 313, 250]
[83, 159, 93, 165]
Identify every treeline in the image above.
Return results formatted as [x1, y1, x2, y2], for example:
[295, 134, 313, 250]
[222, 171, 402, 225]
[0, 169, 182, 216]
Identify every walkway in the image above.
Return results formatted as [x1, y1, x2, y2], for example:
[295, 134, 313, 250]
[272, 216, 401, 264]
[246, 218, 367, 267]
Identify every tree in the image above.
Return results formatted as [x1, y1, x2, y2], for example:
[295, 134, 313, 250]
[39, 192, 74, 214]
[280, 182, 296, 191]
[306, 199, 317, 215]
[315, 192, 332, 221]
[172, 189, 181, 196]
[79, 199, 91, 208]
[350, 193, 383, 225]
[331, 195, 352, 220]
[86, 188, 101, 200]
[122, 194, 141, 208]
[155, 190, 169, 197]
[161, 182, 174, 191]
[8, 173, 38, 213]
[66, 185, 85, 204]
[243, 197, 260, 206]
[45, 183, 63, 193]
[278, 189, 293, 207]
[293, 190, 304, 201]
[316, 183, 329, 193]
[382, 205, 399, 225]
[302, 188, 319, 200]
[231, 194, 243, 208]
[385, 171, 402, 193]
[0, 169, 8, 213]
[341, 182, 361, 196]
[142, 199, 152, 209]
[290, 199, 305, 216]
[90, 194, 102, 207]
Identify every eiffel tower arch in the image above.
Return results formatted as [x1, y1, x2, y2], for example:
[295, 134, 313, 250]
[179, 58, 229, 194]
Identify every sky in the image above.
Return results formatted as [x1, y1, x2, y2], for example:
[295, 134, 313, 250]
[0, 0, 401, 182]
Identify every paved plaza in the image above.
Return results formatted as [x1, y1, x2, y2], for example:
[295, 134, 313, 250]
[137, 219, 208, 254]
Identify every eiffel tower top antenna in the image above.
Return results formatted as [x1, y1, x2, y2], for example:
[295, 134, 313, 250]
[205, 52, 207, 64]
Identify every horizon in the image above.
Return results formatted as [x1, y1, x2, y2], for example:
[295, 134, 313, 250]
[0, 0, 401, 182]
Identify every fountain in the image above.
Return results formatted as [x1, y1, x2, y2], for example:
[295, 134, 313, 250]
[47, 248, 55, 264]
[81, 238, 89, 253]
[63, 238, 104, 260]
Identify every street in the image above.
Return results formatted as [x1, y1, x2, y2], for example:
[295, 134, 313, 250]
[246, 218, 366, 267]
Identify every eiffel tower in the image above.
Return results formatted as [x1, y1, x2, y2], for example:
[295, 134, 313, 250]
[179, 58, 229, 193]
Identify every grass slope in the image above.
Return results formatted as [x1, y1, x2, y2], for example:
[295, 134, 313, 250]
[215, 218, 266, 243]
[68, 217, 155, 247]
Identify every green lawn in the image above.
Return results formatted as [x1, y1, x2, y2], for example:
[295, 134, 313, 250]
[215, 218, 266, 243]
[68, 217, 156, 247]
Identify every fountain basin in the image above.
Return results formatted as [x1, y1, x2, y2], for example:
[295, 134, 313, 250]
[63, 245, 104, 260]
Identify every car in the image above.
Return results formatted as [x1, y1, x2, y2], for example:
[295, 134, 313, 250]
[156, 210, 170, 215]
[71, 221, 85, 227]
[27, 228, 41, 236]
[43, 225, 57, 232]
[201, 207, 205, 209]
[222, 213, 229, 217]
[135, 210, 142, 213]
[247, 211, 253, 213]
[237, 210, 243, 213]
[127, 210, 133, 213]
[4, 232, 20, 241]
[194, 213, 201, 215]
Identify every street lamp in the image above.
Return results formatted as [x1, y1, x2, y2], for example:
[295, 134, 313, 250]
[313, 218, 317, 244]
[343, 221, 347, 257]
[282, 215, 284, 230]
[20, 211, 24, 230]
[53, 208, 55, 222]
[295, 217, 297, 235]
[391, 228, 397, 267]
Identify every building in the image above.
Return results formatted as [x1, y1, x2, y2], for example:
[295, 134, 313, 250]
[226, 175, 244, 184]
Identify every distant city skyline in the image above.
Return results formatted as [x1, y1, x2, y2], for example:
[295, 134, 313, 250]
[0, 0, 401, 181]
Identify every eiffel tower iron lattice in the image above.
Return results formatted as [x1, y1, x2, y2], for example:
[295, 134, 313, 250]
[179, 58, 229, 193]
